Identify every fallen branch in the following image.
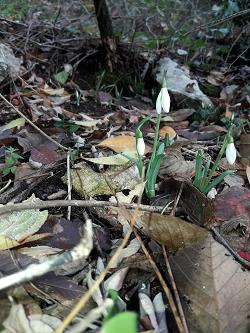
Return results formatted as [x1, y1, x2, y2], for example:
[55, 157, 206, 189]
[0, 216, 93, 291]
[0, 199, 170, 215]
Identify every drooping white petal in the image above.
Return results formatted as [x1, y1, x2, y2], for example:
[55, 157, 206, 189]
[137, 137, 145, 156]
[226, 142, 236, 165]
[156, 91, 162, 114]
[161, 87, 170, 113]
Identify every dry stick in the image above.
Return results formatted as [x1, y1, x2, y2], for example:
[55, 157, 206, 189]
[0, 199, 170, 216]
[183, 9, 250, 36]
[0, 179, 12, 194]
[162, 246, 189, 333]
[66, 150, 72, 220]
[54, 206, 141, 333]
[0, 218, 93, 291]
[162, 183, 189, 333]
[68, 299, 113, 333]
[211, 227, 250, 270]
[132, 227, 185, 333]
[0, 92, 68, 151]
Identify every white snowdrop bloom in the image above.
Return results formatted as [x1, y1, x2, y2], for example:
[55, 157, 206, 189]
[156, 79, 170, 114]
[137, 137, 145, 156]
[226, 142, 236, 165]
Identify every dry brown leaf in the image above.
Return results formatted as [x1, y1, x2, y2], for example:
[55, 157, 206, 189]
[62, 161, 140, 197]
[159, 148, 195, 179]
[137, 212, 207, 252]
[159, 126, 177, 140]
[98, 135, 136, 153]
[170, 233, 250, 333]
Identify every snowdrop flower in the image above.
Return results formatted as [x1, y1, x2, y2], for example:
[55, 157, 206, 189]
[156, 77, 170, 114]
[226, 136, 236, 165]
[136, 130, 145, 156]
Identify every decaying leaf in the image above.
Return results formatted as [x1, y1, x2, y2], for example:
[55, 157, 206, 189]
[162, 108, 195, 122]
[62, 161, 140, 197]
[159, 148, 195, 179]
[83, 153, 135, 166]
[0, 194, 48, 243]
[214, 186, 250, 223]
[109, 182, 145, 204]
[137, 211, 208, 252]
[1, 117, 25, 132]
[169, 233, 250, 333]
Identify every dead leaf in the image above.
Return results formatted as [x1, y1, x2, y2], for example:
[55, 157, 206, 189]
[214, 187, 250, 223]
[109, 182, 145, 204]
[0, 118, 25, 132]
[137, 211, 207, 252]
[159, 126, 177, 140]
[62, 161, 140, 197]
[207, 70, 225, 86]
[162, 108, 195, 122]
[0, 194, 48, 242]
[110, 238, 140, 269]
[83, 153, 135, 166]
[224, 174, 245, 187]
[180, 182, 215, 228]
[170, 233, 250, 333]
[104, 267, 129, 292]
[40, 85, 65, 96]
[30, 144, 62, 165]
[98, 135, 136, 153]
[159, 148, 195, 179]
[240, 134, 250, 158]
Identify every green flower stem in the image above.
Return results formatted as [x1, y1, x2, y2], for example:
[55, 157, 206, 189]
[204, 133, 229, 189]
[146, 113, 161, 178]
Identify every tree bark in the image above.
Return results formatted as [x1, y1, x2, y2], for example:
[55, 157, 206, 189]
[93, 0, 117, 71]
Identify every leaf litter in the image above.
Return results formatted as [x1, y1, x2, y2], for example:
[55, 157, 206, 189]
[0, 2, 249, 333]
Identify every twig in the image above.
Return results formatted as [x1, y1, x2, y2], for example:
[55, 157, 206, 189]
[0, 199, 171, 216]
[132, 227, 185, 333]
[0, 217, 93, 291]
[211, 227, 250, 270]
[67, 150, 72, 220]
[0, 179, 12, 194]
[68, 299, 113, 333]
[162, 246, 189, 333]
[0, 93, 68, 151]
[183, 9, 250, 36]
[170, 183, 184, 217]
[161, 182, 188, 332]
[54, 204, 142, 333]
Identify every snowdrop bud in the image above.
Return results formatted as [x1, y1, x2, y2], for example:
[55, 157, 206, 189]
[156, 77, 170, 114]
[136, 129, 145, 156]
[226, 136, 236, 165]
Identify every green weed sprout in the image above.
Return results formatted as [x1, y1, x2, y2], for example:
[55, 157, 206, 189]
[194, 125, 237, 194]
[1, 147, 23, 176]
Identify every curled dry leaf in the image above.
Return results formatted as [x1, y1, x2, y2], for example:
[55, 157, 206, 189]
[159, 148, 195, 180]
[169, 233, 250, 333]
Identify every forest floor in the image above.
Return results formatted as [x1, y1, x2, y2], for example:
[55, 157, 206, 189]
[0, 1, 249, 333]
